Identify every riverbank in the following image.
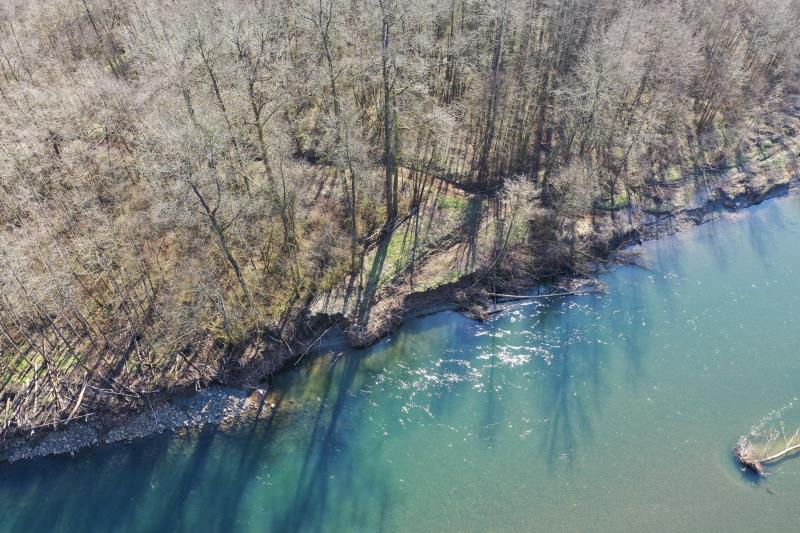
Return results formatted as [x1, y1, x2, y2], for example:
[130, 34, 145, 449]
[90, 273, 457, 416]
[2, 100, 799, 463]
[5, 191, 800, 532]
[3, 180, 797, 463]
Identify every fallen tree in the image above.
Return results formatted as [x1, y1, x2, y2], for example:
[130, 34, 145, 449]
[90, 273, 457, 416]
[735, 425, 800, 476]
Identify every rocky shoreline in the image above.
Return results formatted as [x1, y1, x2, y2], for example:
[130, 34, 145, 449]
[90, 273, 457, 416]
[1, 386, 272, 463]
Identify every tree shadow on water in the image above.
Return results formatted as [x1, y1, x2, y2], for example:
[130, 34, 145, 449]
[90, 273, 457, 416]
[197, 392, 289, 531]
[614, 275, 650, 388]
[269, 353, 391, 533]
[531, 295, 615, 474]
[0, 429, 172, 532]
[744, 199, 786, 268]
[479, 355, 501, 447]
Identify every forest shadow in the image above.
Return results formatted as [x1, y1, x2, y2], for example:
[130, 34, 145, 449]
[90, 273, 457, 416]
[402, 293, 621, 473]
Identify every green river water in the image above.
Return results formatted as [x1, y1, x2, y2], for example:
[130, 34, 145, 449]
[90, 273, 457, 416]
[2, 196, 800, 532]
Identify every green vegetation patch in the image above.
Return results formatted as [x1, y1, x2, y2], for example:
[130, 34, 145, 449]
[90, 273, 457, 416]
[594, 190, 632, 211]
[437, 195, 468, 213]
[759, 151, 788, 171]
[664, 166, 683, 182]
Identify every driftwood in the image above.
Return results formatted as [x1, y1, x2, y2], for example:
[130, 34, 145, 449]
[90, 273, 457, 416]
[24, 412, 95, 432]
[487, 278, 607, 302]
[488, 289, 594, 300]
[761, 441, 800, 463]
[67, 380, 89, 421]
[294, 326, 334, 366]
[735, 427, 800, 476]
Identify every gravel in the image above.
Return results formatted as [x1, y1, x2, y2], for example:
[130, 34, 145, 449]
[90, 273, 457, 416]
[3, 386, 270, 463]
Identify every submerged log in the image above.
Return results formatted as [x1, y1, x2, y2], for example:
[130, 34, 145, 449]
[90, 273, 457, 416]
[735, 431, 800, 476]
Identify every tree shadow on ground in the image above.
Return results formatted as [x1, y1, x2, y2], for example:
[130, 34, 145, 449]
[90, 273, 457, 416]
[458, 196, 486, 272]
[357, 234, 392, 323]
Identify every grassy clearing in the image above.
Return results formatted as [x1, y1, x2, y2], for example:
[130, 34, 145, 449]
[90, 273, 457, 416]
[357, 187, 478, 289]
[436, 195, 468, 213]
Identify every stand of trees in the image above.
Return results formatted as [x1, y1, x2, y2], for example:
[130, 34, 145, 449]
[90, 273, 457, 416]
[1, 0, 798, 435]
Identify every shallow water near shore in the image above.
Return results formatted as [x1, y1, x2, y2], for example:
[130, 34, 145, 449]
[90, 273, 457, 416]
[2, 196, 800, 532]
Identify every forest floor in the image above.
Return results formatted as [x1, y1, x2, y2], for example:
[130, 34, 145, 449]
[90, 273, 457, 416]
[3, 94, 800, 462]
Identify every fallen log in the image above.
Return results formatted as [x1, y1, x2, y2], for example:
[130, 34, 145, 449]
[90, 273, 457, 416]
[67, 379, 89, 421]
[761, 441, 800, 464]
[735, 429, 800, 476]
[487, 290, 594, 300]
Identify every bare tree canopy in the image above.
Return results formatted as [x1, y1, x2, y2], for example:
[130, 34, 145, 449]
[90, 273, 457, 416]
[1, 0, 798, 438]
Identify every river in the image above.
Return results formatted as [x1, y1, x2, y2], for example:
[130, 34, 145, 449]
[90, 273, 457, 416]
[2, 196, 800, 532]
